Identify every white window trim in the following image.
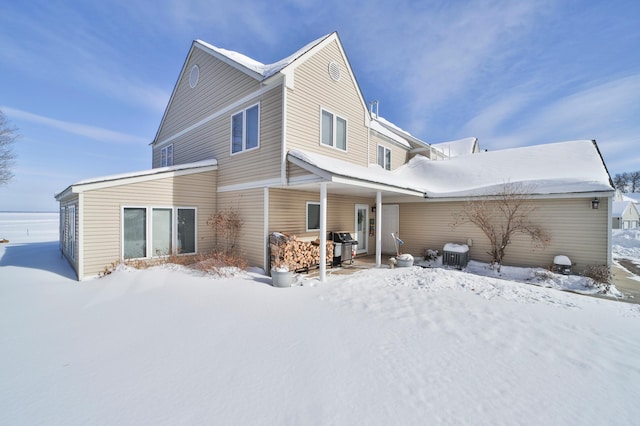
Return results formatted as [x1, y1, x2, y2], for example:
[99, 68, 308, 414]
[121, 206, 198, 260]
[377, 145, 391, 170]
[230, 103, 260, 156]
[161, 144, 173, 167]
[306, 201, 321, 232]
[319, 107, 348, 152]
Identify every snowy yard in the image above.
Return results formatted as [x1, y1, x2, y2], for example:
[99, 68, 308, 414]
[1, 213, 640, 425]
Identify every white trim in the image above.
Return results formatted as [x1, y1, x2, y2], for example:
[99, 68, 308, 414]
[154, 83, 278, 149]
[189, 64, 200, 88]
[58, 163, 217, 197]
[281, 83, 288, 184]
[607, 195, 613, 267]
[288, 174, 325, 185]
[263, 187, 270, 272]
[77, 193, 84, 280]
[217, 177, 282, 193]
[230, 102, 260, 156]
[355, 204, 369, 254]
[319, 183, 327, 282]
[375, 191, 382, 268]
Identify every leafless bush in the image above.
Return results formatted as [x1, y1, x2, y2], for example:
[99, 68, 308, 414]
[583, 264, 612, 285]
[452, 182, 551, 271]
[207, 207, 243, 255]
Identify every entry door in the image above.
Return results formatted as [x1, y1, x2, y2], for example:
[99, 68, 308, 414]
[355, 204, 368, 254]
[381, 204, 399, 254]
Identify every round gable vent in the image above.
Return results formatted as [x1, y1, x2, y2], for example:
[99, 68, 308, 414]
[189, 65, 200, 88]
[328, 61, 341, 82]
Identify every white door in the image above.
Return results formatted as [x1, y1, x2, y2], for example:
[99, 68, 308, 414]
[381, 204, 399, 254]
[355, 204, 368, 254]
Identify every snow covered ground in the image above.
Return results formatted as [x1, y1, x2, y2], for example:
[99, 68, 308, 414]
[1, 212, 640, 425]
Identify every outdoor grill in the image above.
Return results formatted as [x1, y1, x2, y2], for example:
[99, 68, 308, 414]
[328, 231, 358, 266]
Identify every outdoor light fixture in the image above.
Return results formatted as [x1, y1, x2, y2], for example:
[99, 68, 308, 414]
[371, 206, 376, 213]
[591, 197, 600, 209]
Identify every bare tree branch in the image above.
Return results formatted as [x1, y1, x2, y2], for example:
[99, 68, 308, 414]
[0, 110, 19, 185]
[452, 182, 551, 271]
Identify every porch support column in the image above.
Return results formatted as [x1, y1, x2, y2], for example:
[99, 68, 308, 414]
[319, 182, 328, 282]
[375, 191, 382, 267]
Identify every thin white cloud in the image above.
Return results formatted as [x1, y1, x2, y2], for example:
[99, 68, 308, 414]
[2, 107, 148, 145]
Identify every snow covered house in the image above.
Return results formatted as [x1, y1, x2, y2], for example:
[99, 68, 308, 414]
[612, 201, 640, 229]
[55, 32, 615, 280]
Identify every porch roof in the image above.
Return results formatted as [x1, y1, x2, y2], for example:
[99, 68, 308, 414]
[286, 150, 425, 198]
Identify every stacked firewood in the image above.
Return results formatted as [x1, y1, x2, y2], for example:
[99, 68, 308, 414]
[269, 232, 334, 271]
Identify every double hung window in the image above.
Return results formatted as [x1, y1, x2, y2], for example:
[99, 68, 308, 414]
[377, 145, 391, 170]
[231, 104, 259, 154]
[321, 109, 347, 151]
[161, 144, 173, 167]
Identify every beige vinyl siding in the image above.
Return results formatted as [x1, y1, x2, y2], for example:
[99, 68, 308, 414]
[287, 162, 315, 180]
[154, 79, 282, 189]
[370, 132, 409, 170]
[286, 40, 369, 166]
[269, 188, 374, 250]
[156, 47, 262, 146]
[398, 197, 610, 272]
[216, 188, 265, 267]
[80, 170, 217, 279]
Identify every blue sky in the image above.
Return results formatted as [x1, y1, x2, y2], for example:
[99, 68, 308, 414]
[1, 0, 639, 211]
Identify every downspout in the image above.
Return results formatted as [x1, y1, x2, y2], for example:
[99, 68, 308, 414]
[375, 191, 382, 267]
[281, 77, 288, 185]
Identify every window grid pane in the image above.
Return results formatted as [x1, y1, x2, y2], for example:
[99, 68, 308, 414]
[321, 111, 333, 146]
[246, 105, 259, 149]
[385, 148, 391, 170]
[307, 203, 320, 230]
[124, 208, 146, 259]
[152, 208, 172, 256]
[232, 113, 243, 153]
[177, 209, 196, 254]
[336, 117, 347, 150]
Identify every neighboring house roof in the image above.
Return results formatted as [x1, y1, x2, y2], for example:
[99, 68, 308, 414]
[612, 200, 640, 218]
[290, 140, 614, 199]
[622, 193, 640, 203]
[431, 137, 479, 158]
[55, 159, 217, 200]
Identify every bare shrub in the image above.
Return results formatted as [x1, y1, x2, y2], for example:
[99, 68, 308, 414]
[452, 182, 551, 271]
[207, 208, 243, 255]
[583, 264, 612, 289]
[192, 251, 248, 274]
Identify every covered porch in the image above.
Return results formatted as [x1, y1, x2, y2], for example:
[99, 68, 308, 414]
[280, 150, 424, 282]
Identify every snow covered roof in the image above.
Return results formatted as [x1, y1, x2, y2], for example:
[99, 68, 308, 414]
[55, 159, 217, 199]
[195, 34, 332, 80]
[287, 150, 423, 196]
[289, 140, 614, 199]
[395, 140, 614, 198]
[612, 201, 632, 217]
[370, 116, 429, 149]
[622, 193, 640, 203]
[431, 137, 478, 158]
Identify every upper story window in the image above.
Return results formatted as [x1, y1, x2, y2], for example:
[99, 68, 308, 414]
[377, 145, 391, 170]
[321, 109, 347, 151]
[161, 144, 173, 167]
[231, 104, 259, 154]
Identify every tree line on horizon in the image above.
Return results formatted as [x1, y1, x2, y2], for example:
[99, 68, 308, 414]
[613, 171, 640, 193]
